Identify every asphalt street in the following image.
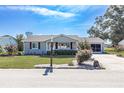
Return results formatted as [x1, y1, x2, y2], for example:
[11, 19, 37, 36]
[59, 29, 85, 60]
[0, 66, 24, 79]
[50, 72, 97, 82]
[0, 69, 124, 88]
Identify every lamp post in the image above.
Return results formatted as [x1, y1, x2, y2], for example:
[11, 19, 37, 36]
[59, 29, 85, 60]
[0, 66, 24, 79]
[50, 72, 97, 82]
[50, 36, 53, 72]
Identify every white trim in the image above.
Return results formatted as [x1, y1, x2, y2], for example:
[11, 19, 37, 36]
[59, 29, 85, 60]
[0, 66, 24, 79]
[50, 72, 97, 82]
[45, 42, 48, 51]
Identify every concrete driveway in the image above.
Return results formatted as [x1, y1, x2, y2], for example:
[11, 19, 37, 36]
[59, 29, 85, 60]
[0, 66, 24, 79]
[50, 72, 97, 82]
[93, 54, 124, 70]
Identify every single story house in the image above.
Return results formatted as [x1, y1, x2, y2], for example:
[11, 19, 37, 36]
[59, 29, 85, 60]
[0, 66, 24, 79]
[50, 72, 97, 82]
[23, 34, 104, 55]
[118, 39, 124, 50]
[0, 35, 17, 48]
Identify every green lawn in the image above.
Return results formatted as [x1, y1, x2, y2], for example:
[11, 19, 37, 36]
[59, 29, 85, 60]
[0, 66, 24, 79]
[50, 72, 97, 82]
[0, 56, 74, 69]
[104, 48, 124, 57]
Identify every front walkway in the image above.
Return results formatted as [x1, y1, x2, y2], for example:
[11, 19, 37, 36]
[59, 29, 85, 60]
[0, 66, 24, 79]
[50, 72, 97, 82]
[93, 54, 124, 70]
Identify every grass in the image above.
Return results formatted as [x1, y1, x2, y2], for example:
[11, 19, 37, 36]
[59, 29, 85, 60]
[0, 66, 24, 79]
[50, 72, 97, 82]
[0, 55, 74, 69]
[104, 48, 124, 57]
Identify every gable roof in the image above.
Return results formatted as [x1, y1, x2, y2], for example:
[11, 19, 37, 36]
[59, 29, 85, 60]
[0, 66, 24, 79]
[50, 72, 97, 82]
[23, 34, 80, 42]
[23, 34, 104, 43]
[85, 37, 104, 43]
[23, 35, 55, 42]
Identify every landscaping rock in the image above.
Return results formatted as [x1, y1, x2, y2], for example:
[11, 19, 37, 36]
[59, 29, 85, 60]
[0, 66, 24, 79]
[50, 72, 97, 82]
[93, 60, 100, 69]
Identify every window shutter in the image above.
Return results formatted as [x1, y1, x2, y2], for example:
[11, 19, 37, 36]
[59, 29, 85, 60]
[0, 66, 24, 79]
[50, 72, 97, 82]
[38, 42, 40, 49]
[30, 42, 32, 49]
[55, 42, 58, 49]
[70, 42, 73, 49]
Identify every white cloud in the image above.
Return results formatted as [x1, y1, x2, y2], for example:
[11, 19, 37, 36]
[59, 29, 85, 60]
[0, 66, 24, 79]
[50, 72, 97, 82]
[57, 5, 91, 13]
[5, 6, 75, 18]
[57, 5, 106, 13]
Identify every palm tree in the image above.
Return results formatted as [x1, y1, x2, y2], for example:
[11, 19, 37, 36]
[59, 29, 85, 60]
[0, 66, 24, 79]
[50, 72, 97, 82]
[16, 34, 24, 51]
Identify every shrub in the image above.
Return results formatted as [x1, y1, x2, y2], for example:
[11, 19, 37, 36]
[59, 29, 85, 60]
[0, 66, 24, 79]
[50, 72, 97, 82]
[0, 46, 6, 56]
[104, 47, 116, 54]
[117, 54, 123, 57]
[0, 46, 3, 54]
[76, 40, 92, 65]
[18, 51, 23, 56]
[76, 49, 92, 65]
[47, 51, 51, 55]
[47, 50, 77, 55]
[4, 45, 17, 55]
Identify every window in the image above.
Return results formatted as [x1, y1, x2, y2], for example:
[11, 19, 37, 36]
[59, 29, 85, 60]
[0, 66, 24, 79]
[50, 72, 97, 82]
[32, 42, 38, 49]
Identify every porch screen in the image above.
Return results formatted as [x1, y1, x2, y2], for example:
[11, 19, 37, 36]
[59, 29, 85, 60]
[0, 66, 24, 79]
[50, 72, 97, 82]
[58, 42, 71, 49]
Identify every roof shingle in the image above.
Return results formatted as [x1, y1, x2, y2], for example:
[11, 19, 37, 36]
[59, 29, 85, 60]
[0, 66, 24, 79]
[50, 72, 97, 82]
[23, 34, 104, 43]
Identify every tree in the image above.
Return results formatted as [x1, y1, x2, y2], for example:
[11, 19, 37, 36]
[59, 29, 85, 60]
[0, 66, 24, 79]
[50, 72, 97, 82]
[88, 5, 124, 45]
[16, 34, 24, 51]
[0, 46, 3, 54]
[88, 16, 110, 40]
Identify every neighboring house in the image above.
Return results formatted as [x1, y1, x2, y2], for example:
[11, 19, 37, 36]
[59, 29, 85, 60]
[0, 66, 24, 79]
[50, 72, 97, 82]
[0, 35, 17, 48]
[118, 39, 124, 50]
[23, 34, 104, 55]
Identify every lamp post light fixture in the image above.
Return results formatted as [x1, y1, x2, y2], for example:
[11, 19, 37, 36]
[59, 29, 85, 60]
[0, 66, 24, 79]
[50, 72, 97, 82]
[50, 36, 53, 72]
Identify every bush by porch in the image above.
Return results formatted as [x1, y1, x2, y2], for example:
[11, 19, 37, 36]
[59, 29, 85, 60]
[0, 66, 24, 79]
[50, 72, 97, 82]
[47, 50, 77, 55]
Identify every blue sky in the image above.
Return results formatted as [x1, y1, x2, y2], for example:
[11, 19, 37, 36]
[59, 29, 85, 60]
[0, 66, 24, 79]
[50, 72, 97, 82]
[0, 5, 108, 37]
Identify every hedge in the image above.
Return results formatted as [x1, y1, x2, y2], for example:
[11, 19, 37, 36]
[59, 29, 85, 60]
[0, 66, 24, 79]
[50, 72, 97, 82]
[47, 50, 77, 55]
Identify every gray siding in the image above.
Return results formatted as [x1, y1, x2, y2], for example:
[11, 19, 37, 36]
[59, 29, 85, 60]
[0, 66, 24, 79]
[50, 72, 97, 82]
[24, 42, 47, 55]
[40, 42, 47, 54]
